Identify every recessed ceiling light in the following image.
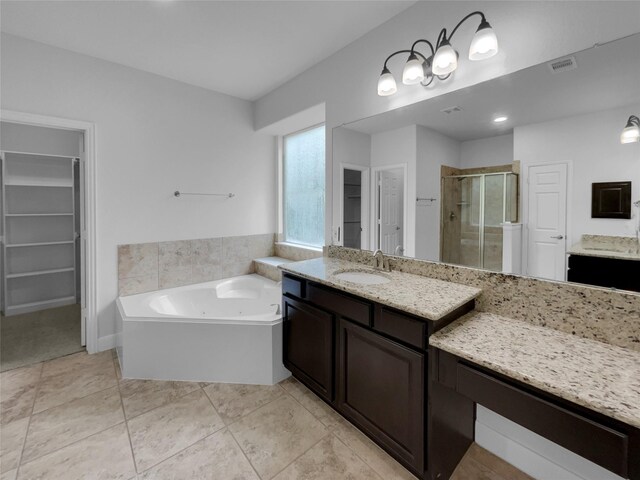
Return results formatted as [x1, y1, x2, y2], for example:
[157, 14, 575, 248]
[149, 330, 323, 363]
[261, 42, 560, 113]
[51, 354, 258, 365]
[494, 116, 508, 123]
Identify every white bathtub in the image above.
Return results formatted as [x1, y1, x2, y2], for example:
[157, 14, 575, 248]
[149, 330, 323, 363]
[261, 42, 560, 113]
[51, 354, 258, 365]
[116, 274, 290, 385]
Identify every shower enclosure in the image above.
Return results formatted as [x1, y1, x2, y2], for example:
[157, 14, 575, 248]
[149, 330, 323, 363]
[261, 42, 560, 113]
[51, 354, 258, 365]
[441, 172, 518, 271]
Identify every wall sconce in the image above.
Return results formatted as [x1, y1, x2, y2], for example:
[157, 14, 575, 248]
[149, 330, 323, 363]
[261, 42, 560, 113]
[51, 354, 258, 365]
[621, 115, 640, 144]
[377, 11, 498, 96]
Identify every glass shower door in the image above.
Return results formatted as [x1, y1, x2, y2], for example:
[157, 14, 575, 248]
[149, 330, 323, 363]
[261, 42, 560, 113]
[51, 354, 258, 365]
[441, 176, 482, 268]
[483, 174, 505, 271]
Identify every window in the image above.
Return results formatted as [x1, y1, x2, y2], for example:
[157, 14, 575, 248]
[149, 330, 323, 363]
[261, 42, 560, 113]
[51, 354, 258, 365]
[283, 125, 325, 247]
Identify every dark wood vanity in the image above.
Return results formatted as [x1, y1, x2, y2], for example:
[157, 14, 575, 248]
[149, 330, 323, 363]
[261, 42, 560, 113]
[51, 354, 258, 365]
[281, 272, 475, 479]
[282, 269, 640, 480]
[568, 254, 640, 292]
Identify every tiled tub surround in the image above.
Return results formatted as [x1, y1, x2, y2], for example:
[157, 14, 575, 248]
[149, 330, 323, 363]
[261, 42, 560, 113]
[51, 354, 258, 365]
[327, 246, 640, 351]
[279, 256, 481, 321]
[430, 312, 640, 428]
[118, 233, 275, 296]
[274, 242, 323, 261]
[568, 234, 640, 260]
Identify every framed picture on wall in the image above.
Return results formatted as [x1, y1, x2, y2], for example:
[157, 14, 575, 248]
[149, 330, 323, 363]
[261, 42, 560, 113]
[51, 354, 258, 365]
[591, 181, 632, 219]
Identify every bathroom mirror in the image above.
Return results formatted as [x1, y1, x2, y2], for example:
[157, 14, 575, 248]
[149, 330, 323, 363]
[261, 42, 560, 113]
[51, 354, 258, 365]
[333, 32, 640, 290]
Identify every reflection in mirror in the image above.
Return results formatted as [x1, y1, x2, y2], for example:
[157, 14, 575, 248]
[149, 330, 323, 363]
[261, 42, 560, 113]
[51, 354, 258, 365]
[333, 33, 640, 291]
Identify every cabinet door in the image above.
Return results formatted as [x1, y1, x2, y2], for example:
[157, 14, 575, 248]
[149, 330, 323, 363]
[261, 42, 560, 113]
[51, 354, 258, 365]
[283, 296, 334, 402]
[337, 318, 424, 474]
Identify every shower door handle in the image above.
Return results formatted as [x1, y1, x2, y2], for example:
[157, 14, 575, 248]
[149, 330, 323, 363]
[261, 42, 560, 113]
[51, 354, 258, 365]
[550, 235, 564, 239]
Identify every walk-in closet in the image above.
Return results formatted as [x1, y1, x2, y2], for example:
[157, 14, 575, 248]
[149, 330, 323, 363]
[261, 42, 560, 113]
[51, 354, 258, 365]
[0, 121, 85, 371]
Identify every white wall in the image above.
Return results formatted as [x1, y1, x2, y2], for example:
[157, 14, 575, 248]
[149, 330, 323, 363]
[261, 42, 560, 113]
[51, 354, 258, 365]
[460, 134, 513, 169]
[370, 125, 416, 256]
[1, 34, 276, 348]
[333, 127, 371, 168]
[1, 122, 82, 157]
[416, 126, 460, 261]
[515, 103, 640, 248]
[253, 0, 640, 245]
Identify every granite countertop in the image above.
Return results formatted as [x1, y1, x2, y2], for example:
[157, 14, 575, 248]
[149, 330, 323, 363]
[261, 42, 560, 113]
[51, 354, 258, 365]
[430, 312, 640, 428]
[279, 257, 481, 321]
[567, 243, 640, 261]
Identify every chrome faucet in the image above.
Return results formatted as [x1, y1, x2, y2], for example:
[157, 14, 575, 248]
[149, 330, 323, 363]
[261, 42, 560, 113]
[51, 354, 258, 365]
[372, 249, 391, 272]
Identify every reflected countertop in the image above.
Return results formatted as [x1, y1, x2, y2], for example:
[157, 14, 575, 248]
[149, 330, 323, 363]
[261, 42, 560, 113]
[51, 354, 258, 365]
[567, 240, 640, 261]
[279, 256, 481, 321]
[430, 312, 640, 429]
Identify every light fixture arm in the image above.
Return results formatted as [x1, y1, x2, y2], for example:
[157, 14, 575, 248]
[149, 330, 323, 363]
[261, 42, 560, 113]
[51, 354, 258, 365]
[382, 48, 430, 69]
[446, 11, 486, 44]
[410, 39, 435, 57]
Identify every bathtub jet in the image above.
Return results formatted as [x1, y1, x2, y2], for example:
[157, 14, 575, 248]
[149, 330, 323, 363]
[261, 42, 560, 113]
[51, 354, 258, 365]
[116, 274, 290, 385]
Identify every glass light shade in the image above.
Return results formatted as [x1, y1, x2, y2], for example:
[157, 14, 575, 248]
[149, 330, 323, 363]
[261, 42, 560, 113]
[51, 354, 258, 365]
[469, 23, 498, 60]
[620, 124, 640, 144]
[402, 54, 424, 85]
[432, 42, 458, 75]
[377, 68, 397, 96]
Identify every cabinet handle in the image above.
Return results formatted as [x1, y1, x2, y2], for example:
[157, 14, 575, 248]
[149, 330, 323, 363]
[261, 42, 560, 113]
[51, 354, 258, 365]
[550, 235, 564, 239]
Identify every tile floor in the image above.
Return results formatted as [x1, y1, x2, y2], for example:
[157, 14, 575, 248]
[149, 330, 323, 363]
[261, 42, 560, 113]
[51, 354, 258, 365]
[0, 350, 531, 480]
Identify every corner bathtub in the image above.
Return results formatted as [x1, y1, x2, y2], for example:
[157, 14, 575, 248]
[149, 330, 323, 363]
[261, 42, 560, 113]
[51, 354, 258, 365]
[116, 274, 290, 385]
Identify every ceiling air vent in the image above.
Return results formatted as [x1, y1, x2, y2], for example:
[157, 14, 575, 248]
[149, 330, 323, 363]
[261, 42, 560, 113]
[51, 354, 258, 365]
[548, 56, 577, 74]
[440, 106, 462, 114]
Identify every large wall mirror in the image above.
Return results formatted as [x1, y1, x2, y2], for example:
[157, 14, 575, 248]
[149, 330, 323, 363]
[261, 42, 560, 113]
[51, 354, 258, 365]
[333, 33, 640, 292]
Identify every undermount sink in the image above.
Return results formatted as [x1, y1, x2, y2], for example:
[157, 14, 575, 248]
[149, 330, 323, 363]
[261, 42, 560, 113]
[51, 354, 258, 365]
[333, 270, 391, 285]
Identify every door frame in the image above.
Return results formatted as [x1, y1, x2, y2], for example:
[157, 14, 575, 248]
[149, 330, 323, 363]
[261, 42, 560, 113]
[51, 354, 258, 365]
[338, 163, 370, 250]
[1, 109, 98, 353]
[371, 164, 408, 254]
[521, 160, 572, 279]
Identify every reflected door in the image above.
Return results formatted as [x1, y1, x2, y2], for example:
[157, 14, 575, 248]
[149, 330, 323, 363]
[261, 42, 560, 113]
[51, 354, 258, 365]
[527, 164, 567, 281]
[377, 168, 404, 255]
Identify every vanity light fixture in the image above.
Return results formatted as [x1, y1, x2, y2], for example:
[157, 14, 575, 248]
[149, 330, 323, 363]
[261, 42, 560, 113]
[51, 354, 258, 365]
[377, 11, 498, 96]
[493, 115, 508, 123]
[620, 115, 640, 144]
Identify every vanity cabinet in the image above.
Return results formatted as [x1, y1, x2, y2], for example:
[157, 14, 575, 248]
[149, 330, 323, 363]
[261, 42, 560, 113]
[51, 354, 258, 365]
[568, 254, 640, 292]
[282, 272, 475, 479]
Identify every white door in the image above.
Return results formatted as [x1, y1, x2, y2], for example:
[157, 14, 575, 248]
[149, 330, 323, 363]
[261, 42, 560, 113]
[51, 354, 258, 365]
[378, 169, 403, 255]
[527, 164, 567, 281]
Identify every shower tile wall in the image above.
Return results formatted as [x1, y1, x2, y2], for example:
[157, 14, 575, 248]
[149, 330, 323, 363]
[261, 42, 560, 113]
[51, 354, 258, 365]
[118, 234, 275, 296]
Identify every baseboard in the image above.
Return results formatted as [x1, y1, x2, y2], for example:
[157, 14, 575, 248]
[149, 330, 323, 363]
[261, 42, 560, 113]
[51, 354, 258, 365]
[97, 333, 120, 352]
[475, 405, 624, 480]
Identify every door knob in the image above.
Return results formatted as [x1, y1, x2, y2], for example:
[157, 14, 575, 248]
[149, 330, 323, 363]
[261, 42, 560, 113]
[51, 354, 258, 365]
[550, 235, 564, 239]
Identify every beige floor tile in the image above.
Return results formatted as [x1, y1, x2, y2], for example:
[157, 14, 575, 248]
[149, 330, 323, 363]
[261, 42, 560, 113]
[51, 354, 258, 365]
[17, 423, 136, 480]
[228, 394, 328, 480]
[272, 435, 382, 480]
[33, 361, 116, 413]
[119, 379, 200, 419]
[280, 377, 342, 428]
[329, 418, 416, 480]
[40, 350, 113, 379]
[203, 382, 285, 424]
[466, 443, 533, 480]
[127, 389, 224, 472]
[0, 364, 42, 425]
[0, 469, 17, 480]
[0, 417, 29, 473]
[451, 455, 501, 480]
[139, 429, 259, 480]
[22, 387, 124, 463]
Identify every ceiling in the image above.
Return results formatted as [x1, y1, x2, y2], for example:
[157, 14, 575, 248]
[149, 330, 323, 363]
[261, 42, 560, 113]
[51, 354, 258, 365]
[343, 33, 640, 141]
[0, 0, 415, 101]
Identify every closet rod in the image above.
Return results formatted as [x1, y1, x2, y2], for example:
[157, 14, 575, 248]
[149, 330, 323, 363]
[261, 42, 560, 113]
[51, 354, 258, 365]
[174, 190, 235, 198]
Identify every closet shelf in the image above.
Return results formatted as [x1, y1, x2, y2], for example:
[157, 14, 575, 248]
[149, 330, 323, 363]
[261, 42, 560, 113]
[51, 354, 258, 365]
[7, 267, 74, 279]
[5, 182, 73, 188]
[5, 213, 74, 217]
[5, 296, 76, 311]
[2, 150, 78, 160]
[6, 240, 75, 248]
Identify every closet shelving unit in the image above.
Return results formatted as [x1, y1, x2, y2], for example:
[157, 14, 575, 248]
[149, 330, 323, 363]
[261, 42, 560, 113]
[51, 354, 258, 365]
[1, 150, 78, 316]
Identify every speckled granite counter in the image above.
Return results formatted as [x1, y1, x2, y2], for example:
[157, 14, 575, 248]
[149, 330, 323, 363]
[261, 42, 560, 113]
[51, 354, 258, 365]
[430, 312, 640, 428]
[279, 257, 481, 321]
[567, 242, 640, 261]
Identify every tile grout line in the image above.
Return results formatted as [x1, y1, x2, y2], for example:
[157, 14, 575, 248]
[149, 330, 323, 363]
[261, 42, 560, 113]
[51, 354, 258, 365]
[113, 353, 140, 475]
[262, 427, 330, 480]
[14, 362, 44, 480]
[331, 432, 386, 480]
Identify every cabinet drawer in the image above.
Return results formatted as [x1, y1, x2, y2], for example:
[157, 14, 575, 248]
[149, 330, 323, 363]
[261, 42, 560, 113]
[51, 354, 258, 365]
[374, 308, 426, 349]
[456, 364, 629, 477]
[307, 283, 372, 326]
[282, 274, 305, 299]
